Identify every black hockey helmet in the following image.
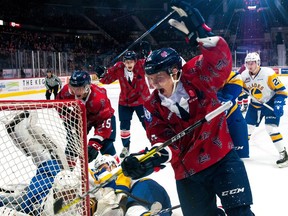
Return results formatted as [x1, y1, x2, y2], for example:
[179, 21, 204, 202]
[69, 70, 91, 87]
[144, 48, 182, 75]
[123, 51, 137, 61]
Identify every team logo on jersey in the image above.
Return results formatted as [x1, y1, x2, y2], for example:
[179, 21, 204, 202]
[198, 153, 210, 164]
[244, 77, 251, 83]
[250, 88, 262, 100]
[144, 107, 152, 122]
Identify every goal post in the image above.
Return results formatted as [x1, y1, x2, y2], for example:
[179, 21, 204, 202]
[0, 99, 89, 216]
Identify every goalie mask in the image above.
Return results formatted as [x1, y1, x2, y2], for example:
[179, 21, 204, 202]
[69, 71, 91, 99]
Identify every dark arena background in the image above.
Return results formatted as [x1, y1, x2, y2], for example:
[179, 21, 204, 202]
[0, 0, 287, 79]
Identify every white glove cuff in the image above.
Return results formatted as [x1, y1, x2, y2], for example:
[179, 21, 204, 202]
[197, 36, 220, 48]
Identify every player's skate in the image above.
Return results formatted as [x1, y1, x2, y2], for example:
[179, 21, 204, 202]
[276, 147, 288, 168]
[120, 147, 130, 159]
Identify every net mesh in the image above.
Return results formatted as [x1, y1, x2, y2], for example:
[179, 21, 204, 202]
[0, 100, 89, 216]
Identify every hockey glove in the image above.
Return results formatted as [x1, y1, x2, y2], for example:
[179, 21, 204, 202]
[217, 91, 233, 103]
[274, 97, 285, 117]
[121, 147, 168, 180]
[170, 0, 214, 40]
[88, 138, 103, 163]
[95, 65, 106, 78]
[140, 41, 152, 58]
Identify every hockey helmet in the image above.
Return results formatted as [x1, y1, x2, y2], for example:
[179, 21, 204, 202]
[144, 48, 182, 75]
[245, 52, 261, 66]
[123, 51, 137, 61]
[69, 71, 91, 87]
[94, 154, 118, 171]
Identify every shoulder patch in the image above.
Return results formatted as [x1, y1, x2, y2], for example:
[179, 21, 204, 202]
[144, 107, 152, 123]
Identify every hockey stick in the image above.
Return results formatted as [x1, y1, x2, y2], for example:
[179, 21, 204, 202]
[150, 204, 181, 216]
[54, 101, 232, 214]
[108, 10, 176, 66]
[243, 89, 274, 111]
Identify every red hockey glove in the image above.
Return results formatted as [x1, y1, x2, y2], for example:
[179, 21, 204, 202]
[88, 138, 103, 163]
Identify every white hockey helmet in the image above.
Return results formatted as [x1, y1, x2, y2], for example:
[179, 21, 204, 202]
[53, 170, 79, 191]
[94, 154, 118, 171]
[245, 52, 261, 66]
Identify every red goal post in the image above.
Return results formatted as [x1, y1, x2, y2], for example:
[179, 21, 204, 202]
[0, 99, 89, 215]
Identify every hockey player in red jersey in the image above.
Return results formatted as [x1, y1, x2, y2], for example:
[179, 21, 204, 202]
[57, 71, 119, 164]
[95, 50, 151, 158]
[121, 1, 254, 215]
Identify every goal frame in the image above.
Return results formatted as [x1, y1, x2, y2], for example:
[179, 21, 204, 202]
[0, 99, 89, 215]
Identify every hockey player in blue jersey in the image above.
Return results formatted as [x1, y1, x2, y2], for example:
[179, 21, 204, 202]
[89, 154, 172, 216]
[217, 71, 250, 158]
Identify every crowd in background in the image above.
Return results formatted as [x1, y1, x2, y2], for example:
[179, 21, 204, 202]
[0, 0, 287, 79]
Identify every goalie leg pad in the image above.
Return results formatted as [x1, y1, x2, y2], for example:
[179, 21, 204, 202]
[5, 111, 52, 166]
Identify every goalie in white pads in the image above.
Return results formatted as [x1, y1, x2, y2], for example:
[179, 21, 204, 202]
[89, 154, 172, 216]
[0, 111, 80, 215]
[241, 52, 288, 167]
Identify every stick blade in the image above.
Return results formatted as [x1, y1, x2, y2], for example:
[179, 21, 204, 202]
[53, 198, 64, 215]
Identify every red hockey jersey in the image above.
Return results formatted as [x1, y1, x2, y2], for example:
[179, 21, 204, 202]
[144, 37, 234, 180]
[100, 59, 150, 106]
[57, 84, 115, 140]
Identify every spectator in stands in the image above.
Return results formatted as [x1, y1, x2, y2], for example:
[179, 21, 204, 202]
[44, 69, 62, 100]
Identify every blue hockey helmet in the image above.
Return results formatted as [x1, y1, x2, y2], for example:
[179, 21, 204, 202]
[144, 48, 182, 75]
[123, 51, 137, 61]
[69, 71, 91, 87]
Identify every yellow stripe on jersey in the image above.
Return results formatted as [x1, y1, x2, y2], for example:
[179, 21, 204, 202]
[226, 71, 243, 87]
[89, 168, 131, 191]
[115, 173, 131, 192]
[267, 73, 288, 97]
[270, 132, 283, 143]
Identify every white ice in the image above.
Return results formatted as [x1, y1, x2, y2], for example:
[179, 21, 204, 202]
[2, 77, 288, 216]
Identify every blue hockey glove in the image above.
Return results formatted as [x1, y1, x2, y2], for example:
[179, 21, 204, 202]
[217, 91, 233, 103]
[274, 97, 285, 117]
[121, 147, 168, 180]
[95, 65, 106, 78]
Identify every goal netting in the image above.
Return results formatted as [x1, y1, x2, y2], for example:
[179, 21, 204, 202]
[0, 99, 89, 216]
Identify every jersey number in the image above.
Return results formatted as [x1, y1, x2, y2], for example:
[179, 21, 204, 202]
[272, 78, 280, 86]
[102, 118, 111, 129]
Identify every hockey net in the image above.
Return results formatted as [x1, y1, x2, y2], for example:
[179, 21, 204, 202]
[0, 100, 89, 216]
